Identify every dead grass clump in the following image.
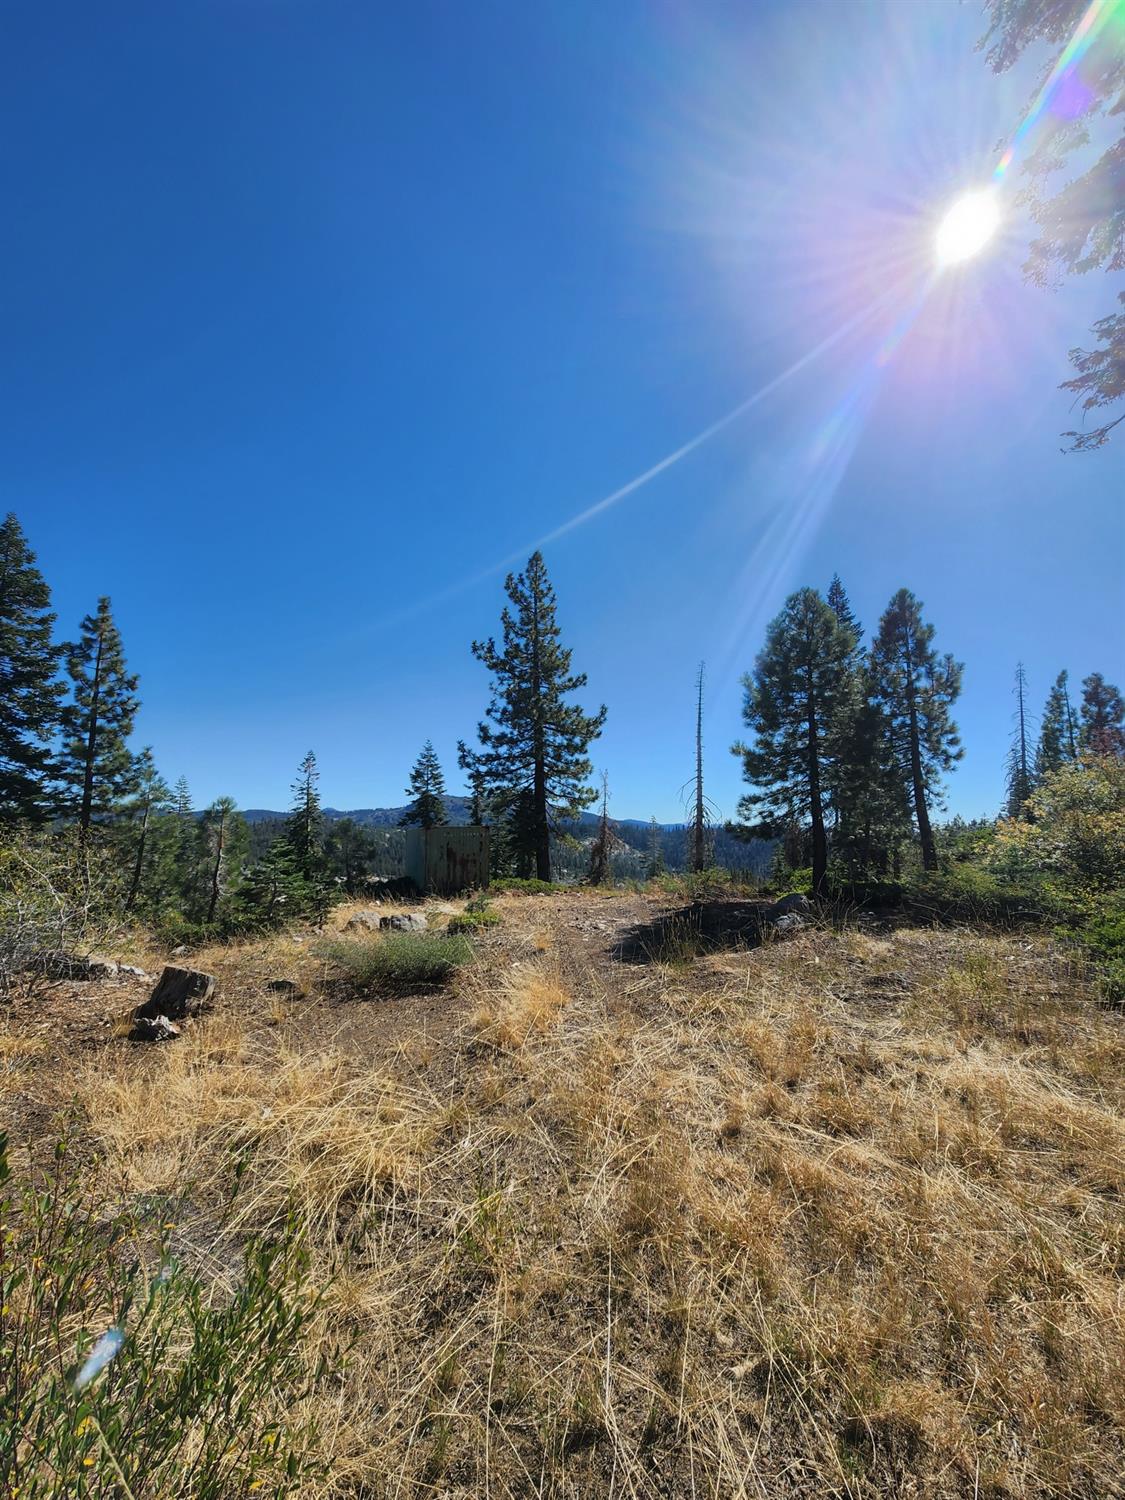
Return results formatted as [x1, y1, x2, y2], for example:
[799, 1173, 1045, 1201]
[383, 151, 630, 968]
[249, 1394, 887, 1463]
[471, 964, 570, 1050]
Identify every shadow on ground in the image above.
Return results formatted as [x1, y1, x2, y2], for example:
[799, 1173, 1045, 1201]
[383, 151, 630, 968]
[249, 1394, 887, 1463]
[613, 901, 774, 964]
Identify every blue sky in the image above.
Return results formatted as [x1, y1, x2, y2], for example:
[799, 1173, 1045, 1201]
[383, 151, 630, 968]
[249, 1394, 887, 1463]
[6, 1, 1122, 821]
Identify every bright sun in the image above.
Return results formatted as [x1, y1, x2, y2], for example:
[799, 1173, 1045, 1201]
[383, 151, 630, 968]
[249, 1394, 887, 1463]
[936, 190, 1000, 266]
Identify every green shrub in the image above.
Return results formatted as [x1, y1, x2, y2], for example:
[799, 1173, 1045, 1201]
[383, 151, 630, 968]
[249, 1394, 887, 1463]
[903, 866, 1054, 926]
[490, 878, 563, 895]
[319, 932, 473, 990]
[448, 910, 502, 935]
[0, 1133, 330, 1497]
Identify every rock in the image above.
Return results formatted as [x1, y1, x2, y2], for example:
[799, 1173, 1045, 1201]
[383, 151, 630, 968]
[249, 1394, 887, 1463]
[41, 954, 119, 981]
[118, 964, 151, 980]
[267, 978, 304, 997]
[344, 911, 383, 933]
[135, 965, 215, 1022]
[380, 913, 428, 933]
[767, 893, 812, 920]
[170, 945, 188, 958]
[770, 913, 806, 936]
[132, 1015, 180, 1043]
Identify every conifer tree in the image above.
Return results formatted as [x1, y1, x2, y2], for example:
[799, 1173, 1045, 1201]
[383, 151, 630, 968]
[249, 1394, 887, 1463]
[0, 514, 65, 822]
[1005, 663, 1035, 819]
[588, 773, 612, 886]
[58, 598, 140, 837]
[870, 590, 962, 872]
[469, 552, 606, 881]
[202, 796, 247, 923]
[1080, 673, 1125, 757]
[400, 740, 448, 829]
[286, 750, 323, 879]
[458, 740, 489, 826]
[1036, 670, 1079, 777]
[830, 677, 911, 877]
[123, 747, 170, 912]
[826, 573, 863, 646]
[733, 588, 855, 897]
[646, 816, 664, 879]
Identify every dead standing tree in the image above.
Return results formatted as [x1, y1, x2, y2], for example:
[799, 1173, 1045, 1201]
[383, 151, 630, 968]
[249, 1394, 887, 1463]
[682, 662, 720, 873]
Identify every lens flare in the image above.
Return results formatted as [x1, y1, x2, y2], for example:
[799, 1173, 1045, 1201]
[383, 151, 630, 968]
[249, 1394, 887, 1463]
[936, 191, 1000, 265]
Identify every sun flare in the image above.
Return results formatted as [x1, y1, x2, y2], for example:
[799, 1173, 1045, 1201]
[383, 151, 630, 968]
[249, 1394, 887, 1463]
[936, 189, 1000, 266]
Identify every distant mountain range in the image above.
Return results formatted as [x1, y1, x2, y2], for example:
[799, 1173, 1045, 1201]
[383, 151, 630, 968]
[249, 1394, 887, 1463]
[242, 799, 673, 831]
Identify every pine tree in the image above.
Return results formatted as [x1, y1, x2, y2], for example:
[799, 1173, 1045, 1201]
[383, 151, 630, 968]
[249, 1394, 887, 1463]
[400, 740, 448, 829]
[870, 590, 963, 872]
[1080, 673, 1125, 757]
[0, 514, 65, 822]
[646, 816, 664, 879]
[458, 740, 489, 826]
[122, 747, 170, 912]
[58, 598, 140, 837]
[1005, 663, 1035, 819]
[588, 772, 612, 886]
[1036, 670, 1079, 777]
[826, 573, 863, 646]
[830, 674, 911, 878]
[201, 796, 247, 923]
[286, 750, 323, 879]
[979, 0, 1124, 448]
[469, 552, 606, 881]
[688, 663, 710, 873]
[733, 588, 855, 897]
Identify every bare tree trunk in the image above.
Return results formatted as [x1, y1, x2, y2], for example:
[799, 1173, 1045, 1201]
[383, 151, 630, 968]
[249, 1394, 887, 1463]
[207, 806, 227, 924]
[692, 662, 707, 873]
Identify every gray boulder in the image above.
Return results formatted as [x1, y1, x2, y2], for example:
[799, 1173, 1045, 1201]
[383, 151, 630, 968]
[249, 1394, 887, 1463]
[770, 913, 807, 936]
[135, 965, 215, 1022]
[767, 893, 812, 921]
[380, 913, 427, 933]
[344, 911, 383, 933]
[267, 978, 305, 997]
[132, 1015, 180, 1043]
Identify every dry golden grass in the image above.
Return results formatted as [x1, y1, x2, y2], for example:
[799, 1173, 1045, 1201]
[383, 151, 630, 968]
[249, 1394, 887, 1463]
[64, 903, 1125, 1498]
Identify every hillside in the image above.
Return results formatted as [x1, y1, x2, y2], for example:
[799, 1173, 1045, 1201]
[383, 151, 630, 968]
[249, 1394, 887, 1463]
[4, 887, 1122, 1497]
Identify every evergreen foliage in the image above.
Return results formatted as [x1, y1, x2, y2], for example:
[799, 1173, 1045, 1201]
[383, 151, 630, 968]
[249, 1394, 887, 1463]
[121, 747, 171, 913]
[733, 588, 855, 896]
[400, 740, 448, 828]
[870, 590, 962, 872]
[1080, 672, 1125, 757]
[57, 598, 140, 836]
[1005, 663, 1035, 819]
[1037, 669, 1080, 777]
[826, 573, 863, 645]
[468, 552, 606, 881]
[286, 751, 324, 880]
[0, 514, 64, 823]
[980, 0, 1124, 448]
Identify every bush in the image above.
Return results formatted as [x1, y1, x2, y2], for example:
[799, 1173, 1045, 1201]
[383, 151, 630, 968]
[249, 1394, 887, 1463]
[0, 829, 124, 995]
[988, 756, 1125, 891]
[489, 878, 563, 895]
[319, 932, 473, 990]
[0, 1132, 330, 1497]
[903, 865, 1053, 926]
[448, 910, 501, 935]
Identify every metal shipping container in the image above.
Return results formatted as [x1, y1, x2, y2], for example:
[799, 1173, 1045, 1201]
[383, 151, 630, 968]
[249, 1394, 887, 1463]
[403, 826, 490, 895]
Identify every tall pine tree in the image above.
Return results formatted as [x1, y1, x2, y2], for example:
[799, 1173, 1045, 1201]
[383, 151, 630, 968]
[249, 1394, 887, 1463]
[1036, 669, 1079, 777]
[733, 588, 854, 897]
[1005, 663, 1035, 819]
[122, 747, 170, 912]
[400, 740, 448, 828]
[870, 590, 962, 872]
[286, 750, 324, 878]
[1080, 673, 1125, 756]
[826, 573, 863, 645]
[58, 598, 140, 837]
[469, 552, 606, 881]
[0, 514, 65, 822]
